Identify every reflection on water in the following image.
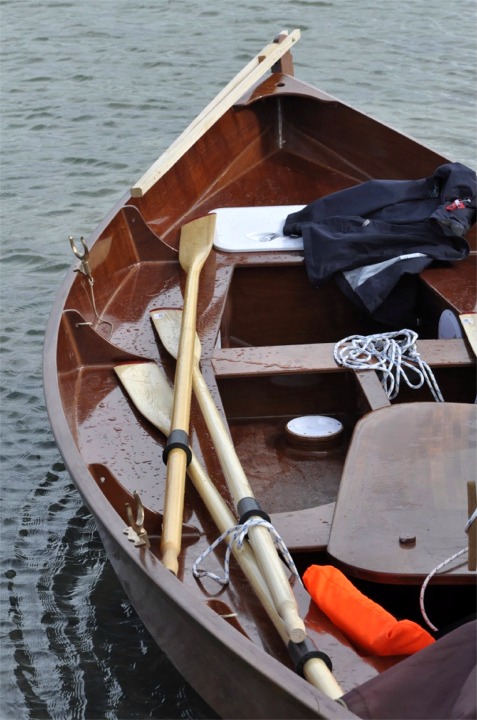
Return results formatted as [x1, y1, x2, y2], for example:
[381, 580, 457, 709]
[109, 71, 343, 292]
[3, 463, 215, 719]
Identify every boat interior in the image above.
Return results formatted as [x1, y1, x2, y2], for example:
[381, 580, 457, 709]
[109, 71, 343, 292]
[54, 75, 476, 679]
[58, 205, 476, 534]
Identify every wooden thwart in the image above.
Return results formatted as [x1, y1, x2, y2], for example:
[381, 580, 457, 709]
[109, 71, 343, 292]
[211, 338, 473, 378]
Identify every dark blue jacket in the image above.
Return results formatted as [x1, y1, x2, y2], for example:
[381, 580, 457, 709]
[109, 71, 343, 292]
[284, 163, 475, 325]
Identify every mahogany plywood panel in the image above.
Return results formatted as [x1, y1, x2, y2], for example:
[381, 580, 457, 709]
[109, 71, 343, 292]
[328, 402, 477, 584]
[420, 254, 476, 315]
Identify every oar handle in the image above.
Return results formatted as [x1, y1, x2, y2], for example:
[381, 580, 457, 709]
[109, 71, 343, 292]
[190, 454, 341, 693]
[160, 447, 189, 574]
[303, 658, 344, 700]
[189, 451, 341, 694]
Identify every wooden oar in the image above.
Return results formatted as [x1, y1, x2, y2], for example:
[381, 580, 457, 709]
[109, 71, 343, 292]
[159, 213, 216, 574]
[130, 29, 300, 197]
[151, 309, 306, 643]
[114, 360, 343, 699]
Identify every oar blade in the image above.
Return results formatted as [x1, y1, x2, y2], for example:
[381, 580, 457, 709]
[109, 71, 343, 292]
[150, 308, 201, 363]
[179, 213, 216, 273]
[115, 362, 173, 436]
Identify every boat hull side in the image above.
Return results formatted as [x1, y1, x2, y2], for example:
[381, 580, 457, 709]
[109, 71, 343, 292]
[92, 509, 355, 720]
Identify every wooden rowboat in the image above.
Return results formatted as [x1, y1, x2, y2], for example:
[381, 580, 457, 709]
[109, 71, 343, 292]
[44, 31, 476, 719]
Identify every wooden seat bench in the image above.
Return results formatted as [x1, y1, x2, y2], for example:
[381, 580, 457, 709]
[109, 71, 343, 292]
[211, 338, 473, 378]
[212, 338, 474, 410]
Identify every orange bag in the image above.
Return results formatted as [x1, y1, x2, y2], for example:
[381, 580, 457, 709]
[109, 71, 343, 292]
[303, 565, 435, 656]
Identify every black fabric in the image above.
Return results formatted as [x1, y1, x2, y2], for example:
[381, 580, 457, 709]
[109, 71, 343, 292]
[335, 259, 427, 327]
[283, 163, 476, 325]
[342, 620, 476, 719]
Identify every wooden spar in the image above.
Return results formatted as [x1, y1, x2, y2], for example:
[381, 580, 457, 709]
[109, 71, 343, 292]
[114, 361, 343, 700]
[159, 214, 215, 574]
[130, 29, 300, 197]
[151, 308, 307, 644]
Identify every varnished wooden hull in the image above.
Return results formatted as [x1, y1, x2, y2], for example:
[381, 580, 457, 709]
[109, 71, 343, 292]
[44, 48, 476, 719]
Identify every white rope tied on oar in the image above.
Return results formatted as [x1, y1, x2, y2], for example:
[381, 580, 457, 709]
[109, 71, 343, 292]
[334, 329, 444, 401]
[465, 507, 477, 533]
[419, 509, 477, 632]
[193, 517, 302, 587]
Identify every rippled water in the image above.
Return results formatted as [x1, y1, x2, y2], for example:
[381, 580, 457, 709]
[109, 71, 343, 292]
[1, 1, 475, 718]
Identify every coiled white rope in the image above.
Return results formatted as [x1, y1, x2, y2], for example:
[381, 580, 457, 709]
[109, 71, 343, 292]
[419, 509, 477, 631]
[334, 329, 444, 401]
[193, 517, 302, 586]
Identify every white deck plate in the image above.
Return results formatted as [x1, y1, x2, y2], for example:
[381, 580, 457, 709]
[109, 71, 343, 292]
[211, 205, 305, 253]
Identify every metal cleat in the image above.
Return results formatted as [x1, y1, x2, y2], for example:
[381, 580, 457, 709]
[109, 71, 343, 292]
[124, 491, 151, 548]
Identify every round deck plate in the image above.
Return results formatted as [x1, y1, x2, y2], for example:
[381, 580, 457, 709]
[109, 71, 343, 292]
[286, 415, 343, 448]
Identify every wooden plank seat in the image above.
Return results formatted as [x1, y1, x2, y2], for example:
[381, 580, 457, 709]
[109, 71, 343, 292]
[212, 338, 474, 411]
[327, 402, 477, 584]
[211, 339, 474, 378]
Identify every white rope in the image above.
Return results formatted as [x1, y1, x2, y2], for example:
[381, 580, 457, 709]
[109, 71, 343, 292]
[193, 516, 302, 586]
[419, 509, 476, 632]
[71, 236, 114, 338]
[334, 329, 444, 401]
[86, 277, 114, 338]
[419, 549, 468, 632]
[465, 507, 477, 533]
